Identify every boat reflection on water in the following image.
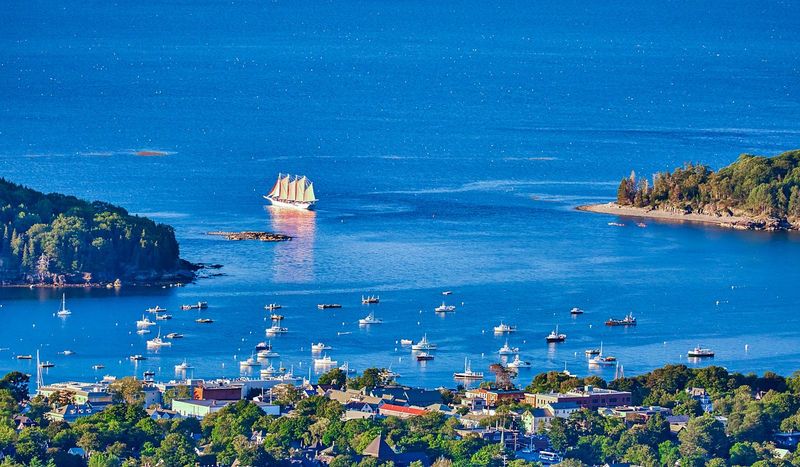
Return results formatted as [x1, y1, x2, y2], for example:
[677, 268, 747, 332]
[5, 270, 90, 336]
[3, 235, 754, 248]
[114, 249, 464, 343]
[268, 206, 317, 283]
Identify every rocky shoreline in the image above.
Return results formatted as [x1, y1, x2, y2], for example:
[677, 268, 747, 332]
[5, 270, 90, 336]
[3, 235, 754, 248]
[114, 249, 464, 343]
[577, 202, 797, 232]
[207, 231, 292, 241]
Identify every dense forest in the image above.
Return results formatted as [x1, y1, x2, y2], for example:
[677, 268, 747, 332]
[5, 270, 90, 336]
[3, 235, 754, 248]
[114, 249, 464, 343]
[2, 364, 800, 466]
[0, 179, 192, 285]
[616, 149, 800, 223]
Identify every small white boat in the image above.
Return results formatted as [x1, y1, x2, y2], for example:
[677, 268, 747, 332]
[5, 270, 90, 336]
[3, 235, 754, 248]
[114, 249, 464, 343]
[260, 364, 279, 377]
[146, 330, 172, 349]
[399, 338, 413, 346]
[688, 346, 715, 358]
[136, 329, 151, 335]
[146, 305, 167, 313]
[416, 352, 434, 361]
[311, 342, 331, 352]
[570, 307, 584, 315]
[339, 362, 356, 374]
[255, 341, 272, 351]
[507, 354, 531, 368]
[155, 313, 172, 320]
[175, 361, 193, 371]
[358, 312, 383, 325]
[585, 348, 601, 356]
[59, 350, 74, 356]
[165, 332, 183, 339]
[545, 326, 566, 343]
[381, 368, 401, 380]
[498, 340, 519, 355]
[266, 325, 288, 336]
[136, 315, 156, 328]
[129, 354, 146, 361]
[454, 358, 484, 380]
[314, 355, 337, 366]
[434, 301, 456, 313]
[39, 361, 55, 368]
[411, 334, 437, 351]
[239, 356, 261, 368]
[257, 349, 280, 359]
[588, 342, 616, 366]
[441, 290, 452, 295]
[493, 322, 517, 334]
[265, 303, 282, 311]
[91, 364, 105, 370]
[56, 294, 71, 317]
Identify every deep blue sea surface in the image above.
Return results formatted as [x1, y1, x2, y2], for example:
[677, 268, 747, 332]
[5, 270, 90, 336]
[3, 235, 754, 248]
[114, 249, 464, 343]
[1, 0, 800, 388]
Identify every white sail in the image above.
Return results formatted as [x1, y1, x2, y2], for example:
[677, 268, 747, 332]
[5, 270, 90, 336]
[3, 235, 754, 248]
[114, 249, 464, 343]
[304, 182, 316, 201]
[279, 176, 289, 199]
[287, 178, 298, 201]
[268, 174, 282, 198]
[296, 177, 307, 201]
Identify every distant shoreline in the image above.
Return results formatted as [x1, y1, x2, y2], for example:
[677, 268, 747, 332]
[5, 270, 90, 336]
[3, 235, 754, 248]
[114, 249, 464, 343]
[576, 202, 794, 231]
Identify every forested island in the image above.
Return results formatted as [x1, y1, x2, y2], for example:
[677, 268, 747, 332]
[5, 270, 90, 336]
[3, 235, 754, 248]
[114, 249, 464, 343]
[0, 179, 195, 286]
[581, 149, 800, 231]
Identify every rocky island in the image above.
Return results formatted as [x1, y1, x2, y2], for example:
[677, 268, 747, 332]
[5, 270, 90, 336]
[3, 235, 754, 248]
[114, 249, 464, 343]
[0, 178, 196, 286]
[207, 231, 292, 242]
[579, 149, 800, 232]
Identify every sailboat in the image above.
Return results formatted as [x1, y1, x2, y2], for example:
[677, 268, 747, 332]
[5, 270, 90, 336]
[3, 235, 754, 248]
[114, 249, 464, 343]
[264, 174, 318, 210]
[56, 294, 71, 317]
[453, 358, 484, 380]
[588, 342, 616, 366]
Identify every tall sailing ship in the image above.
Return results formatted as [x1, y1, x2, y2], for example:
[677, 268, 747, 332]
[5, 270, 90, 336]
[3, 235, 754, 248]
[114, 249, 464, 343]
[264, 174, 317, 210]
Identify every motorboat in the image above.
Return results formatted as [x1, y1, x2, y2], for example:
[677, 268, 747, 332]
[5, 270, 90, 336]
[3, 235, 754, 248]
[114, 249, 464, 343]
[165, 332, 183, 339]
[266, 325, 288, 336]
[416, 352, 434, 361]
[91, 364, 105, 370]
[16, 355, 32, 360]
[399, 339, 413, 346]
[314, 355, 337, 366]
[39, 361, 55, 368]
[570, 307, 584, 315]
[453, 358, 484, 380]
[507, 354, 531, 368]
[265, 303, 282, 310]
[260, 364, 279, 377]
[545, 326, 566, 343]
[435, 301, 456, 313]
[129, 354, 147, 361]
[270, 314, 284, 321]
[339, 362, 356, 374]
[195, 318, 213, 324]
[136, 329, 151, 335]
[155, 314, 172, 320]
[688, 346, 715, 358]
[311, 342, 331, 352]
[146, 306, 167, 313]
[317, 304, 342, 309]
[358, 312, 383, 325]
[605, 313, 637, 326]
[493, 322, 517, 334]
[257, 349, 280, 359]
[498, 340, 519, 355]
[59, 350, 75, 356]
[585, 348, 601, 356]
[56, 293, 71, 317]
[441, 290, 452, 295]
[411, 334, 437, 351]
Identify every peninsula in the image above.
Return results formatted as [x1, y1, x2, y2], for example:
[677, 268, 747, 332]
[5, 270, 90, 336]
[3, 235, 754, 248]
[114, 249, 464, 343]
[0, 178, 196, 286]
[579, 149, 800, 231]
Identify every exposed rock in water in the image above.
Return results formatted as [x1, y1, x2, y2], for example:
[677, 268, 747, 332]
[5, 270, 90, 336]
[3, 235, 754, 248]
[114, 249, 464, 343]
[207, 231, 292, 242]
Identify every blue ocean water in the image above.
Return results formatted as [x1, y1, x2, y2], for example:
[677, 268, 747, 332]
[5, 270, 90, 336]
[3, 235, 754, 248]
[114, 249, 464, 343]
[1, 0, 800, 388]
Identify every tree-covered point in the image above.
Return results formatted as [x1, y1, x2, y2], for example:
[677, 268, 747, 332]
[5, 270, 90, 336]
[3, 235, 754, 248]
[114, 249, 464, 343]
[0, 178, 194, 285]
[616, 149, 800, 221]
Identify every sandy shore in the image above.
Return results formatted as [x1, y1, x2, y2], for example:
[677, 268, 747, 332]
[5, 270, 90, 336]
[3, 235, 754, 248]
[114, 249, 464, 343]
[576, 202, 753, 228]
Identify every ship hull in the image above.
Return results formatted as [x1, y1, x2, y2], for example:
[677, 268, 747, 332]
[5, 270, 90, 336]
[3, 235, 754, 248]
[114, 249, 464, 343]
[264, 196, 316, 211]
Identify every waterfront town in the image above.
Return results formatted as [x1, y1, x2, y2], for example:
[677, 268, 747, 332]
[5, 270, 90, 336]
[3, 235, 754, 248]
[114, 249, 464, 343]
[2, 362, 800, 466]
